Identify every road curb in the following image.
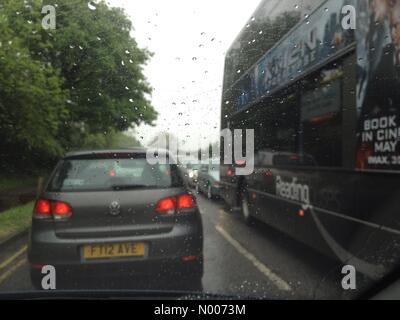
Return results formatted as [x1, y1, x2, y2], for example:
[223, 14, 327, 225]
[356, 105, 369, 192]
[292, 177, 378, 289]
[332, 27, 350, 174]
[0, 228, 29, 251]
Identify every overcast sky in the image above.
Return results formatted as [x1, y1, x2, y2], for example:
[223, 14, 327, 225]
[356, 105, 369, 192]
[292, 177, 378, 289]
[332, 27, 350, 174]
[108, 0, 261, 149]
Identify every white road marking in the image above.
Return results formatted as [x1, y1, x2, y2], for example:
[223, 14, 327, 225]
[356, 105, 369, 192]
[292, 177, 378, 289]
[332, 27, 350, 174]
[215, 225, 292, 292]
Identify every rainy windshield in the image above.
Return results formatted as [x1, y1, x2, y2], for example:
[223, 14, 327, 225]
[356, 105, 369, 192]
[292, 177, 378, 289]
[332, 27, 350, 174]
[1, 0, 400, 301]
[48, 158, 182, 191]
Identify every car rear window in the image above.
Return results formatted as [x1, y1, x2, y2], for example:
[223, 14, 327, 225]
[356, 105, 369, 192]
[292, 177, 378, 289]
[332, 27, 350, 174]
[47, 155, 183, 192]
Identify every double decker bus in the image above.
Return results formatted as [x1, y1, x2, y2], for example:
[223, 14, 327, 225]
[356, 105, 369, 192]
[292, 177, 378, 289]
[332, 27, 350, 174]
[220, 0, 400, 283]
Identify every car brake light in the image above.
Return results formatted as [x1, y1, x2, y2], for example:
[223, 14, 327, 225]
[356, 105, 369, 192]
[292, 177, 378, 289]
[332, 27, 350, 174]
[33, 199, 51, 216]
[33, 198, 72, 220]
[52, 201, 72, 219]
[227, 168, 234, 177]
[155, 196, 176, 214]
[155, 194, 196, 215]
[177, 194, 196, 209]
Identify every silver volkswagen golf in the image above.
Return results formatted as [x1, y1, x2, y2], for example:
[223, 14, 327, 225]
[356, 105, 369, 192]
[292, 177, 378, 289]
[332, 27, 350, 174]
[28, 149, 203, 290]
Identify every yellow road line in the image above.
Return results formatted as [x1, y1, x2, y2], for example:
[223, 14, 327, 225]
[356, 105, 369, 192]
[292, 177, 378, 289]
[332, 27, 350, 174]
[0, 245, 27, 270]
[215, 225, 292, 292]
[0, 258, 27, 286]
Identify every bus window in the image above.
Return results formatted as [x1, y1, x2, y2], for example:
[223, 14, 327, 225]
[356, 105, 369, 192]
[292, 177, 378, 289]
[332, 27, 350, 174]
[257, 92, 299, 156]
[300, 67, 343, 167]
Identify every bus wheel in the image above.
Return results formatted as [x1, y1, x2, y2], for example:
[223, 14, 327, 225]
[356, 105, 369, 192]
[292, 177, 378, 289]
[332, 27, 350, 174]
[241, 192, 254, 225]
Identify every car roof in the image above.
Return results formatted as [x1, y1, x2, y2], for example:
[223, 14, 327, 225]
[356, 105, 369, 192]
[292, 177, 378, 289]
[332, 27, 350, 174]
[64, 148, 147, 158]
[63, 148, 174, 160]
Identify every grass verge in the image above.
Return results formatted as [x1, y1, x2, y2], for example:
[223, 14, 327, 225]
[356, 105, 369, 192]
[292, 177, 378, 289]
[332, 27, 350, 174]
[0, 201, 34, 241]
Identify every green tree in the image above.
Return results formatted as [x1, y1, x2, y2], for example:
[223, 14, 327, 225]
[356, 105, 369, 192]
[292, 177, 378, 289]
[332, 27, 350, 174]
[0, 0, 68, 170]
[0, 0, 156, 172]
[43, 0, 156, 136]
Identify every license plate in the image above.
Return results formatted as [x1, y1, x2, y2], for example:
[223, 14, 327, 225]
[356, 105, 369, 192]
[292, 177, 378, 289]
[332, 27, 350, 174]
[82, 242, 145, 260]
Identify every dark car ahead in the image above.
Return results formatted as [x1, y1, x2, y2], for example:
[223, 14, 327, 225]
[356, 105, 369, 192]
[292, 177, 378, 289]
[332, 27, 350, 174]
[196, 164, 220, 200]
[28, 149, 203, 290]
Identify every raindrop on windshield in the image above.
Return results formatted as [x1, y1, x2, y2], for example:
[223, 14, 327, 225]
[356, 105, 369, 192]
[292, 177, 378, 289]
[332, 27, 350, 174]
[88, 2, 97, 10]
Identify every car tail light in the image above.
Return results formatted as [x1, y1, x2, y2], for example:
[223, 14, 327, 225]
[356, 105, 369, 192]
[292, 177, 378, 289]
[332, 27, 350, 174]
[52, 201, 72, 219]
[177, 194, 196, 209]
[227, 168, 234, 177]
[33, 198, 72, 220]
[33, 199, 51, 217]
[263, 169, 273, 178]
[155, 194, 197, 215]
[155, 196, 176, 214]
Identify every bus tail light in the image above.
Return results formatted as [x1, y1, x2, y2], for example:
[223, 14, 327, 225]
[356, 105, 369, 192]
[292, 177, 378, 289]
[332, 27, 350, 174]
[298, 209, 305, 217]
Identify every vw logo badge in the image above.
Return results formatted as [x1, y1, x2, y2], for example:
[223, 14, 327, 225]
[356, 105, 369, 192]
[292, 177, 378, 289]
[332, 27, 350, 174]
[109, 200, 121, 216]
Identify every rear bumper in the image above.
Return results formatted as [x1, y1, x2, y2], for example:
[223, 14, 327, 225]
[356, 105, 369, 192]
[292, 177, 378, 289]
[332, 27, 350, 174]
[28, 217, 203, 278]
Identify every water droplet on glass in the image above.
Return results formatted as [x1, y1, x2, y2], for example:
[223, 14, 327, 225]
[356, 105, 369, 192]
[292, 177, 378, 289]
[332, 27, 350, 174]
[88, 2, 97, 10]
